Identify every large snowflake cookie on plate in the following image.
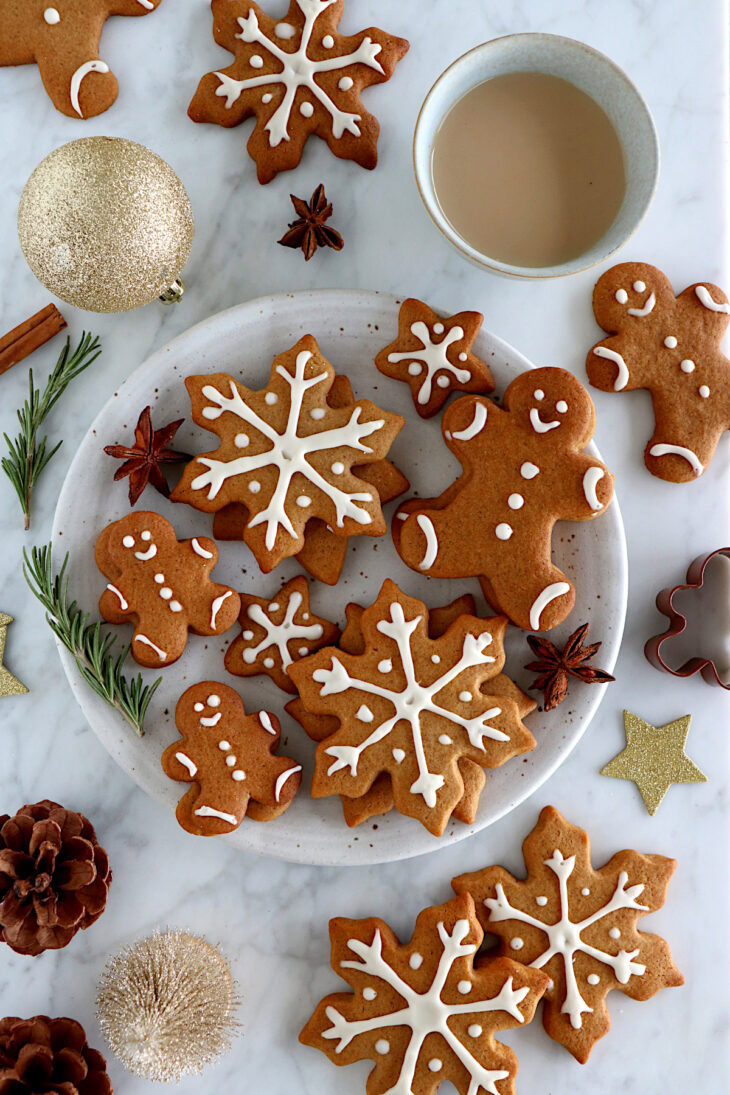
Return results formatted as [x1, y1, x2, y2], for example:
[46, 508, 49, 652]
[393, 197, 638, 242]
[288, 580, 535, 836]
[587, 261, 730, 483]
[188, 0, 409, 184]
[171, 335, 404, 574]
[0, 0, 164, 119]
[300, 892, 549, 1095]
[452, 805, 684, 1062]
[393, 367, 615, 632]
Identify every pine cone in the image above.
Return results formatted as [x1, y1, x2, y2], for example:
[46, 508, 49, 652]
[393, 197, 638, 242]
[0, 1015, 112, 1095]
[0, 801, 112, 957]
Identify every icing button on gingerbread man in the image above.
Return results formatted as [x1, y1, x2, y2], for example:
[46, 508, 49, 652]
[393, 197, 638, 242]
[96, 511, 241, 668]
[587, 261, 730, 483]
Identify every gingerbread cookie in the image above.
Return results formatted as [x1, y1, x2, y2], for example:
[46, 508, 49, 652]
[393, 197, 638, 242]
[161, 682, 302, 836]
[300, 892, 548, 1095]
[0, 0, 164, 119]
[188, 0, 409, 185]
[224, 576, 339, 693]
[453, 805, 684, 1063]
[393, 368, 614, 632]
[212, 374, 409, 585]
[587, 261, 730, 482]
[171, 335, 404, 574]
[286, 594, 536, 828]
[288, 580, 535, 836]
[96, 512, 240, 668]
[375, 299, 495, 418]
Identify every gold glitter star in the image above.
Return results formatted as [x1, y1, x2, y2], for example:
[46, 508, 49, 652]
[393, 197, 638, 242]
[0, 613, 28, 699]
[601, 710, 706, 815]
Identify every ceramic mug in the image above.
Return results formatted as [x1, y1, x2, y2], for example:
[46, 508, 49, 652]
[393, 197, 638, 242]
[413, 33, 660, 279]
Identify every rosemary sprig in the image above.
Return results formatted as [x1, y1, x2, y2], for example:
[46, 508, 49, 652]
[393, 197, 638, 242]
[3, 332, 102, 529]
[23, 544, 161, 737]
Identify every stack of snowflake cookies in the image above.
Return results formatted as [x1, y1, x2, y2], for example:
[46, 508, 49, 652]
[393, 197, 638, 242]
[93, 293, 619, 839]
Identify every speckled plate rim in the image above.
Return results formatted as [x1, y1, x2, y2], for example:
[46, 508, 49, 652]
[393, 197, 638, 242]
[52, 289, 628, 866]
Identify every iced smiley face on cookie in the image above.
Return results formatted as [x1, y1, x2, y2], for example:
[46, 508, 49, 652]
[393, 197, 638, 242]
[96, 512, 240, 668]
[162, 682, 302, 836]
[587, 261, 730, 482]
[393, 368, 614, 632]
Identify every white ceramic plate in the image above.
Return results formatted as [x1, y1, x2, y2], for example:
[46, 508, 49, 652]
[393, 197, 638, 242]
[53, 290, 627, 866]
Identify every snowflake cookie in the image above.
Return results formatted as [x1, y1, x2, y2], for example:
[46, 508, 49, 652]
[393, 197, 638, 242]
[161, 682, 302, 836]
[300, 893, 549, 1095]
[171, 335, 404, 574]
[453, 806, 684, 1062]
[0, 0, 164, 119]
[96, 512, 240, 668]
[286, 594, 536, 828]
[288, 581, 535, 836]
[188, 0, 409, 184]
[375, 299, 495, 418]
[225, 575, 340, 693]
[587, 261, 730, 483]
[393, 368, 614, 632]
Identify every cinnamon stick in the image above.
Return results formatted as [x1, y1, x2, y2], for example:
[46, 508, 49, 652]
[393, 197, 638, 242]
[0, 304, 67, 377]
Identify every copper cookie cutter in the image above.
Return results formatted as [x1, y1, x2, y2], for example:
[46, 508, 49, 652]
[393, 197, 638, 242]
[645, 548, 730, 689]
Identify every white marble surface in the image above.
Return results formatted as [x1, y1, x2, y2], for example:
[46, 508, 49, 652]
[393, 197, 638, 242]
[0, 0, 728, 1092]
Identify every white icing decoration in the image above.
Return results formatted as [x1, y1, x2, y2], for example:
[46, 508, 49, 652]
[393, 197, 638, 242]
[587, 974, 600, 986]
[533, 389, 544, 400]
[457, 980, 471, 995]
[392, 748, 405, 763]
[191, 537, 214, 559]
[529, 408, 560, 433]
[44, 8, 61, 24]
[486, 850, 649, 1029]
[458, 352, 468, 362]
[210, 590, 234, 630]
[614, 289, 628, 304]
[226, 756, 236, 767]
[582, 467, 605, 512]
[264, 657, 275, 668]
[322, 33, 334, 48]
[507, 494, 524, 510]
[536, 896, 548, 906]
[431, 655, 440, 664]
[495, 523, 512, 540]
[458, 691, 472, 703]
[356, 705, 374, 723]
[375, 1040, 389, 1055]
[556, 401, 568, 414]
[628, 292, 656, 317]
[194, 805, 237, 826]
[338, 76, 353, 91]
[593, 346, 630, 391]
[70, 60, 110, 118]
[633, 280, 646, 292]
[663, 335, 678, 349]
[451, 402, 488, 442]
[275, 22, 296, 38]
[106, 584, 128, 611]
[265, 392, 278, 405]
[377, 659, 392, 674]
[208, 694, 221, 707]
[235, 433, 249, 448]
[122, 536, 134, 548]
[699, 385, 710, 398]
[136, 0, 155, 8]
[232, 770, 246, 781]
[695, 285, 730, 313]
[324, 918, 533, 1094]
[388, 322, 470, 406]
[134, 543, 157, 561]
[249, 481, 261, 493]
[296, 495, 312, 507]
[331, 461, 345, 475]
[468, 1024, 482, 1038]
[363, 988, 377, 1001]
[409, 953, 423, 970]
[250, 55, 264, 68]
[214, 1, 385, 146]
[510, 937, 524, 950]
[194, 703, 204, 713]
[416, 515, 439, 571]
[300, 101, 314, 117]
[609, 928, 621, 940]
[680, 359, 695, 373]
[314, 600, 504, 807]
[133, 634, 167, 661]
[520, 462, 539, 480]
[275, 764, 302, 802]
[649, 444, 703, 476]
[529, 582, 571, 630]
[190, 353, 384, 551]
[259, 712, 277, 735]
[200, 713, 222, 727]
[439, 734, 453, 745]
[581, 888, 590, 896]
[262, 92, 273, 104]
[242, 590, 324, 671]
[175, 752, 197, 776]
[218, 741, 231, 751]
[170, 601, 183, 613]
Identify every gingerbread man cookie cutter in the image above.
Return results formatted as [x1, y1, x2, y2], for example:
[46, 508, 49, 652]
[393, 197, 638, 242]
[644, 548, 730, 689]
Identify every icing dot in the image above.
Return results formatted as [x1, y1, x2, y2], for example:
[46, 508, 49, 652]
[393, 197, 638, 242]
[44, 8, 61, 24]
[459, 352, 468, 362]
[428, 1060, 442, 1073]
[520, 462, 539, 479]
[123, 536, 135, 548]
[170, 602, 183, 613]
[664, 335, 678, 348]
[609, 927, 620, 939]
[680, 359, 695, 373]
[633, 280, 646, 292]
[302, 613, 309, 621]
[435, 376, 450, 389]
[274, 21, 295, 38]
[587, 974, 600, 986]
[262, 93, 273, 104]
[250, 55, 264, 68]
[141, 530, 151, 541]
[468, 1024, 482, 1038]
[431, 654, 441, 664]
[409, 953, 423, 970]
[194, 702, 204, 712]
[331, 461, 345, 475]
[536, 896, 548, 906]
[226, 755, 236, 767]
[356, 705, 374, 722]
[249, 481, 261, 493]
[363, 987, 376, 1001]
[264, 657, 275, 669]
[218, 741, 231, 751]
[268, 603, 279, 612]
[296, 495, 312, 508]
[556, 400, 568, 413]
[581, 887, 590, 896]
[300, 101, 314, 117]
[392, 748, 405, 763]
[510, 937, 524, 950]
[378, 659, 392, 674]
[438, 734, 453, 745]
[508, 493, 524, 509]
[495, 523, 513, 540]
[615, 289, 628, 304]
[232, 770, 246, 781]
[408, 362, 422, 375]
[154, 574, 164, 584]
[235, 433, 249, 448]
[699, 385, 710, 398]
[265, 392, 278, 405]
[160, 588, 172, 600]
[338, 76, 354, 91]
[311, 408, 325, 420]
[433, 322, 445, 335]
[457, 980, 471, 995]
[458, 691, 472, 703]
[242, 630, 254, 641]
[375, 1040, 389, 1056]
[533, 389, 544, 400]
[298, 647, 308, 656]
[322, 34, 334, 48]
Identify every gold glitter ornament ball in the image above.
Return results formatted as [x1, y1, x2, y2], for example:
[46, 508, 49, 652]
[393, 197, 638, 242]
[18, 138, 194, 313]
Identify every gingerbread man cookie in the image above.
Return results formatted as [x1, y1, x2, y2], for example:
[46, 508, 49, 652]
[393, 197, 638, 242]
[161, 682, 302, 836]
[96, 512, 240, 668]
[375, 299, 495, 418]
[300, 893, 549, 1095]
[188, 0, 409, 184]
[171, 335, 404, 574]
[453, 806, 684, 1063]
[0, 0, 164, 119]
[393, 368, 614, 632]
[224, 576, 340, 693]
[587, 261, 730, 482]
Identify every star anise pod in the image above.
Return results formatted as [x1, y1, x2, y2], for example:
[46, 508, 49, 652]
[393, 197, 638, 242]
[525, 622, 615, 711]
[278, 184, 344, 262]
[104, 405, 188, 507]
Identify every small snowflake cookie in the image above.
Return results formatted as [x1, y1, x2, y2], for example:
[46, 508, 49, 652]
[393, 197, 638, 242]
[300, 892, 549, 1095]
[171, 335, 404, 574]
[188, 0, 409, 184]
[453, 805, 684, 1063]
[0, 0, 164, 119]
[587, 261, 730, 483]
[375, 298, 495, 418]
[286, 593, 536, 828]
[288, 580, 536, 836]
[225, 575, 340, 692]
[161, 682, 302, 836]
[393, 368, 615, 632]
[96, 511, 240, 668]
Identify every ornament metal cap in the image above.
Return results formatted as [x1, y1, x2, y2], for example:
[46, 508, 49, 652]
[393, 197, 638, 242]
[159, 278, 185, 305]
